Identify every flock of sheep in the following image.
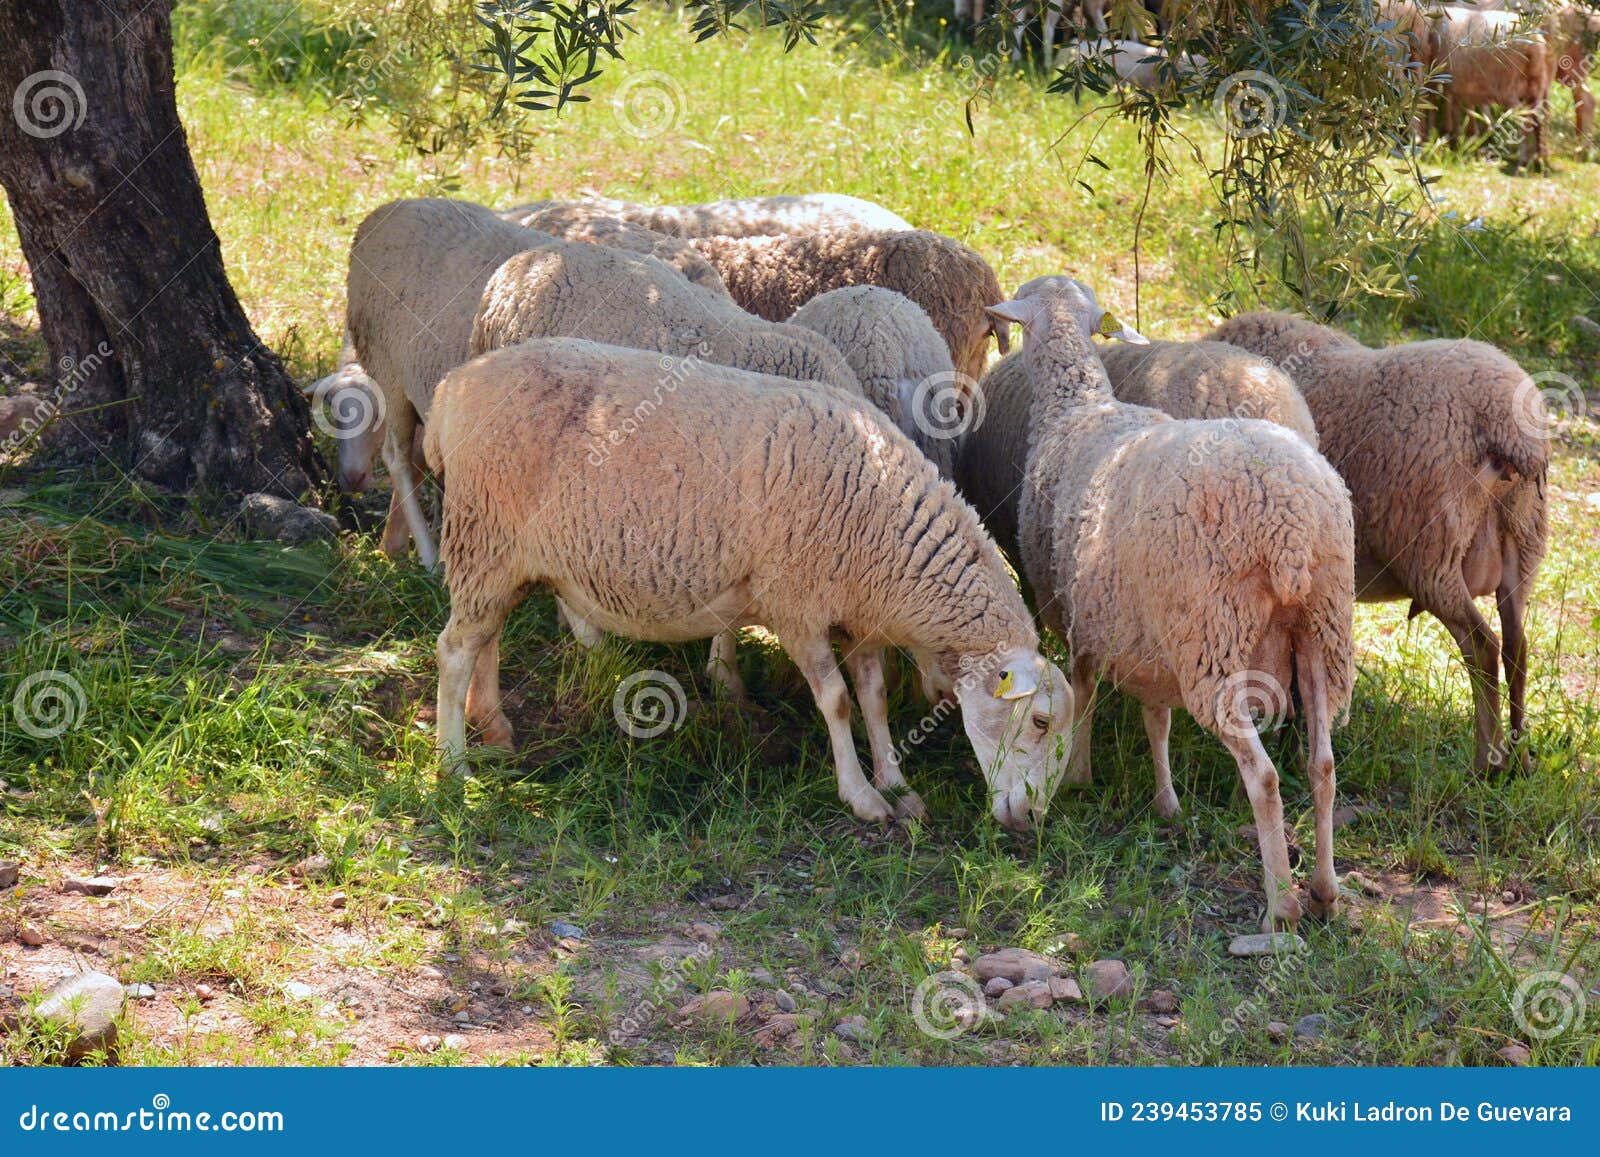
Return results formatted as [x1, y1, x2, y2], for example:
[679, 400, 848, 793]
[304, 185, 1550, 934]
[961, 1, 1598, 168]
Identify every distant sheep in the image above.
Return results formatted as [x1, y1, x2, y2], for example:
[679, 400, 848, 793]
[689, 229, 1011, 384]
[499, 202, 729, 295]
[510, 193, 913, 238]
[425, 337, 1075, 830]
[1211, 310, 1548, 774]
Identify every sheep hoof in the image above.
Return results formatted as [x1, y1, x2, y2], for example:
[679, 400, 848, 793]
[891, 790, 928, 822]
[1306, 888, 1339, 921]
[1153, 791, 1181, 820]
[1262, 894, 1303, 933]
[846, 788, 896, 825]
[478, 714, 514, 750]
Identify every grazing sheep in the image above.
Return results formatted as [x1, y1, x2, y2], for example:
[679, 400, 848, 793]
[987, 279, 1355, 930]
[347, 198, 856, 569]
[498, 202, 729, 295]
[1433, 4, 1555, 166]
[787, 286, 962, 477]
[1549, 3, 1599, 138]
[1210, 310, 1549, 775]
[688, 229, 1011, 384]
[510, 193, 913, 238]
[956, 285, 1318, 564]
[1066, 37, 1202, 90]
[425, 337, 1075, 829]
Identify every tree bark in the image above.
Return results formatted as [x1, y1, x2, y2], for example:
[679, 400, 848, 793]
[0, 0, 323, 496]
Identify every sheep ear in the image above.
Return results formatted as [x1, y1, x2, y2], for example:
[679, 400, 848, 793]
[992, 319, 1011, 354]
[984, 298, 1044, 335]
[1099, 311, 1148, 344]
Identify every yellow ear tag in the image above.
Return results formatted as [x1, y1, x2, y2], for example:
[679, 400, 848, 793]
[1099, 312, 1123, 338]
[994, 669, 1014, 698]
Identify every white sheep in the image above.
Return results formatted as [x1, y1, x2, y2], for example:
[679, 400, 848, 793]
[957, 285, 1318, 564]
[787, 286, 962, 477]
[1210, 310, 1549, 774]
[1064, 37, 1205, 90]
[425, 336, 1075, 829]
[687, 229, 1012, 385]
[511, 193, 913, 238]
[987, 279, 1355, 930]
[346, 198, 857, 570]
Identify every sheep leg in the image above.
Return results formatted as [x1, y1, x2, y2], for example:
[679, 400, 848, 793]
[705, 629, 748, 700]
[1497, 555, 1533, 775]
[843, 645, 927, 822]
[1064, 656, 1098, 786]
[556, 597, 604, 649]
[437, 611, 505, 777]
[1433, 596, 1505, 772]
[1576, 83, 1595, 139]
[1216, 706, 1301, 931]
[465, 632, 513, 750]
[783, 634, 895, 825]
[1295, 640, 1339, 919]
[382, 402, 437, 569]
[379, 484, 413, 556]
[1144, 705, 1180, 818]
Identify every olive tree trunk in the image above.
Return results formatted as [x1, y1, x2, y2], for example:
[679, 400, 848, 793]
[0, 0, 322, 496]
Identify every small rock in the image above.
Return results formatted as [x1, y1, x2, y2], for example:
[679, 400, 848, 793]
[1228, 932, 1306, 957]
[946, 926, 970, 939]
[521, 1006, 533, 1015]
[454, 1011, 470, 1022]
[293, 854, 332, 879]
[1268, 1021, 1291, 1042]
[327, 891, 347, 909]
[972, 947, 1061, 983]
[750, 968, 777, 987]
[833, 1015, 872, 1042]
[1049, 976, 1084, 1003]
[28, 970, 124, 1061]
[1081, 959, 1134, 1002]
[1021, 961, 1055, 983]
[442, 1033, 467, 1050]
[1294, 1013, 1330, 1040]
[1155, 1015, 1178, 1028]
[997, 980, 1054, 1010]
[1343, 871, 1383, 897]
[681, 990, 749, 1024]
[706, 894, 740, 911]
[1497, 1042, 1531, 1066]
[195, 984, 216, 1001]
[61, 876, 117, 897]
[950, 945, 969, 963]
[1501, 890, 1517, 905]
[754, 1013, 812, 1047]
[18, 925, 45, 947]
[416, 964, 444, 981]
[984, 976, 1014, 998]
[417, 1034, 441, 1052]
[1056, 932, 1088, 956]
[688, 922, 722, 942]
[549, 921, 584, 940]
[1329, 805, 1366, 829]
[240, 493, 339, 546]
[124, 983, 156, 1001]
[1144, 989, 1179, 1014]
[0, 861, 18, 889]
[281, 981, 316, 1002]
[774, 990, 798, 1013]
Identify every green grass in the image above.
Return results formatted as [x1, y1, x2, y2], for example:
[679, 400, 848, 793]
[1, 4, 1597, 1067]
